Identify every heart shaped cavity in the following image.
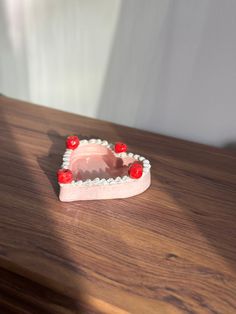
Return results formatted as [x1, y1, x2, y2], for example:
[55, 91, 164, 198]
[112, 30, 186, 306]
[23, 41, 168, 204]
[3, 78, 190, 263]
[70, 144, 133, 180]
[58, 138, 151, 201]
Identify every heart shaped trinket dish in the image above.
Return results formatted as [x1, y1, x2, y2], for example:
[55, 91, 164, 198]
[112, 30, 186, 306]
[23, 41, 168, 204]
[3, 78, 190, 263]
[57, 136, 151, 202]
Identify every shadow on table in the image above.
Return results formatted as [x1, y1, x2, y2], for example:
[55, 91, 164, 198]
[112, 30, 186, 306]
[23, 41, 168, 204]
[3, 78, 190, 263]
[37, 130, 63, 197]
[0, 105, 87, 313]
[109, 124, 236, 275]
[223, 141, 236, 152]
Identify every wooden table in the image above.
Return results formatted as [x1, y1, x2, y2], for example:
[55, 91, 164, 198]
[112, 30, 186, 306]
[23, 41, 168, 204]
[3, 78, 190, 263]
[0, 96, 235, 314]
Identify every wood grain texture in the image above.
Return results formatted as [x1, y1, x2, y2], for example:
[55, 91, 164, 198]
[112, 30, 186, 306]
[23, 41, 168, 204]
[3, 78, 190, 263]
[0, 96, 235, 314]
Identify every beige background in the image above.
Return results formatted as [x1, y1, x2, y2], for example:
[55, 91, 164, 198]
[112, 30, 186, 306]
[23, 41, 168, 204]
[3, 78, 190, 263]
[0, 0, 236, 147]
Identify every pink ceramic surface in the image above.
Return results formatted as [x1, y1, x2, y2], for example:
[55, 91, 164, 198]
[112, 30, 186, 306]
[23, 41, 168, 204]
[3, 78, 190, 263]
[58, 139, 151, 202]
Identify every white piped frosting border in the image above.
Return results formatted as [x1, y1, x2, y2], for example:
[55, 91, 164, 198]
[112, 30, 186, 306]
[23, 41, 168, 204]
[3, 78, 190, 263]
[59, 139, 151, 187]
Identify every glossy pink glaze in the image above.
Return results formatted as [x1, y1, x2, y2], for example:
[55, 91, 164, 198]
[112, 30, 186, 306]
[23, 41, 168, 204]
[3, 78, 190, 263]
[59, 143, 151, 202]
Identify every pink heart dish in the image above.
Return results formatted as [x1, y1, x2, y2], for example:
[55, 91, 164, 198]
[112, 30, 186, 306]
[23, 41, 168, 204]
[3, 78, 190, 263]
[57, 136, 151, 202]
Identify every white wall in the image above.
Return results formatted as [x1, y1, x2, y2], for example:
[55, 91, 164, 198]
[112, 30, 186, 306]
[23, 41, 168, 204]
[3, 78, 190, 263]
[0, 0, 120, 117]
[0, 0, 236, 148]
